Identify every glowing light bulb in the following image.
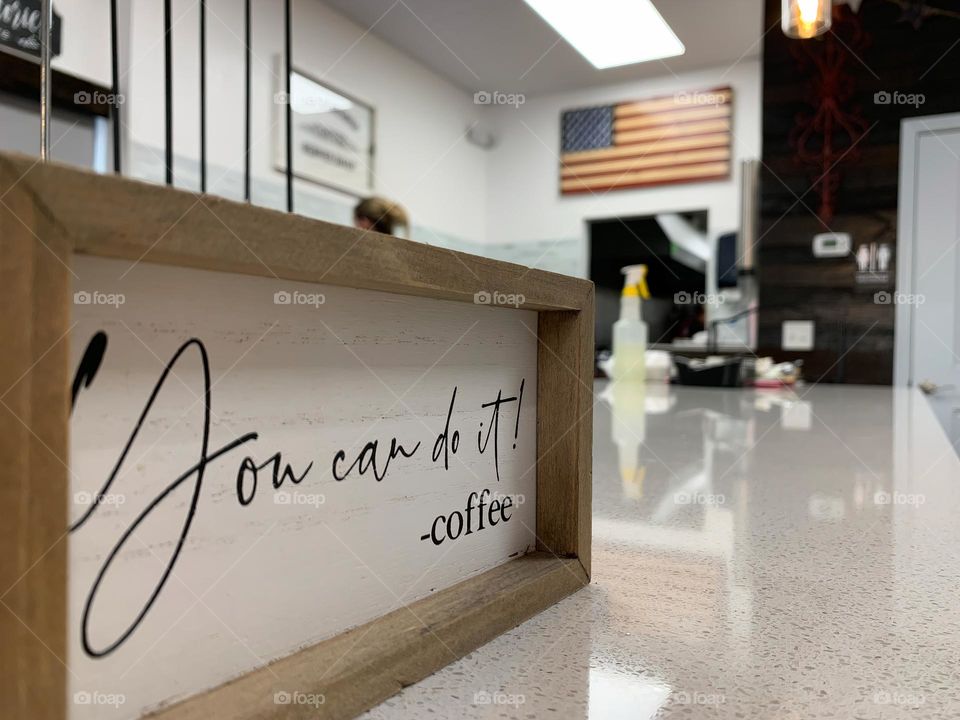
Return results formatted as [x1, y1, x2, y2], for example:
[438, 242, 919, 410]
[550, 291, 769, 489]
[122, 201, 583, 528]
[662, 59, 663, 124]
[798, 0, 820, 24]
[782, 0, 831, 39]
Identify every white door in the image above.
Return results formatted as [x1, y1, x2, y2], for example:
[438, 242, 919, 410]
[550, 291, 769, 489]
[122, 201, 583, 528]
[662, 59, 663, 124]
[897, 115, 960, 387]
[897, 115, 960, 442]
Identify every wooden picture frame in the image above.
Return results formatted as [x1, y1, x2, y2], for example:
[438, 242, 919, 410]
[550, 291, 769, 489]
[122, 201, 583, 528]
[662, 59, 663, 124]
[0, 152, 593, 720]
[273, 60, 376, 198]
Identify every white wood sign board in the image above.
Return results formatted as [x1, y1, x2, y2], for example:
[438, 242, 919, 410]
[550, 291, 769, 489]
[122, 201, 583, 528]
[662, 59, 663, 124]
[67, 256, 537, 719]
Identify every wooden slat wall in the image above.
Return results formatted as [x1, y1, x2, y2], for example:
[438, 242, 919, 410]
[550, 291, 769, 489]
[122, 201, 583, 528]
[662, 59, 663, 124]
[561, 86, 733, 195]
[758, 0, 960, 383]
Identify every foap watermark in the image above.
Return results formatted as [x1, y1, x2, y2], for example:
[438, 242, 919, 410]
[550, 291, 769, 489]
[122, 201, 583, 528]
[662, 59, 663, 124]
[273, 690, 325, 708]
[873, 689, 926, 707]
[272, 91, 340, 113]
[874, 90, 925, 108]
[473, 690, 525, 707]
[274, 290, 326, 307]
[490, 491, 527, 506]
[74, 491, 126, 508]
[674, 690, 726, 706]
[874, 290, 924, 306]
[674, 90, 727, 107]
[675, 291, 725, 305]
[73, 690, 126, 708]
[474, 290, 525, 308]
[74, 290, 125, 308]
[473, 90, 525, 108]
[874, 491, 925, 507]
[274, 490, 326, 508]
[674, 492, 725, 506]
[75, 90, 125, 107]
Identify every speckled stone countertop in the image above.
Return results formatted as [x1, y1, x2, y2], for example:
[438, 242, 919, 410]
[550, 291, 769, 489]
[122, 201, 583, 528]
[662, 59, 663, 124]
[363, 382, 960, 719]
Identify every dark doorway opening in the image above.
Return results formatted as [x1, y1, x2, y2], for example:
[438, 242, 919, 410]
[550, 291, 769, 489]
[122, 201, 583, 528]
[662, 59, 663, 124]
[590, 211, 709, 355]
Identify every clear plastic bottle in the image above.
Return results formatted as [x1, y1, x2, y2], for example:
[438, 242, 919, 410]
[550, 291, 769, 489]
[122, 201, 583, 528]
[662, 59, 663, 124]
[612, 265, 649, 382]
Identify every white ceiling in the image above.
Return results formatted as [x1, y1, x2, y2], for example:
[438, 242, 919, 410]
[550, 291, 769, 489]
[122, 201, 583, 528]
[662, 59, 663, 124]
[321, 0, 766, 96]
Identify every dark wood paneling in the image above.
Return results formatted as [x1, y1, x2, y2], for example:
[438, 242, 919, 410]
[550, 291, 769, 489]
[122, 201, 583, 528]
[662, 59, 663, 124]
[0, 50, 112, 118]
[758, 0, 960, 384]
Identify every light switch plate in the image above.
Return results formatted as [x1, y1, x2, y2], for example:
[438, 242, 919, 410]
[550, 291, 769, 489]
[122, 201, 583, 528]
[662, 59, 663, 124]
[782, 320, 815, 351]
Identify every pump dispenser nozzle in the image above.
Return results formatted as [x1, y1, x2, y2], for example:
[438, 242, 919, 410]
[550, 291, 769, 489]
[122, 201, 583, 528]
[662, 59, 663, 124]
[621, 264, 650, 299]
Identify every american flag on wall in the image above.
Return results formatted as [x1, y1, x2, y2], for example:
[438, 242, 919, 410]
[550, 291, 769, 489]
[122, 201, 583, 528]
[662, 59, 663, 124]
[560, 87, 733, 194]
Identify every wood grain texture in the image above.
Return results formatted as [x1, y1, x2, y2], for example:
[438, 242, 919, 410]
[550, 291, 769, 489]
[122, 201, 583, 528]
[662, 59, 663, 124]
[757, 0, 960, 384]
[575, 292, 594, 579]
[536, 306, 594, 578]
[614, 87, 732, 117]
[0, 159, 70, 720]
[147, 554, 586, 720]
[561, 146, 731, 178]
[0, 151, 594, 719]
[561, 86, 733, 194]
[0, 51, 114, 118]
[561, 163, 730, 194]
[0, 153, 592, 313]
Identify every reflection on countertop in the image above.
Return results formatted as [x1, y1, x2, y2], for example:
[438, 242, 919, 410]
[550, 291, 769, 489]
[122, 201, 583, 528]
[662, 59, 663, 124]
[364, 382, 960, 719]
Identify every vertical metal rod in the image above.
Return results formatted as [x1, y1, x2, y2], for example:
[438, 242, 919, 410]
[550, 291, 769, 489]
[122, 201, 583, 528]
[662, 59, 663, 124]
[244, 0, 251, 202]
[164, 0, 173, 185]
[39, 0, 53, 161]
[284, 0, 293, 213]
[199, 0, 207, 192]
[110, 0, 121, 173]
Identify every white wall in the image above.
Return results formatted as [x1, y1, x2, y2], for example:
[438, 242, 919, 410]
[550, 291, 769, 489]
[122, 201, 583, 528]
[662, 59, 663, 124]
[0, 0, 112, 168]
[0, 94, 103, 166]
[50, 0, 112, 86]
[18, 1, 761, 256]
[484, 61, 762, 258]
[117, 0, 488, 244]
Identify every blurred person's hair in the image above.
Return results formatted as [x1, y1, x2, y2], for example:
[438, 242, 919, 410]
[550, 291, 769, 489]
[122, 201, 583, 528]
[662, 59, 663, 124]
[354, 196, 409, 236]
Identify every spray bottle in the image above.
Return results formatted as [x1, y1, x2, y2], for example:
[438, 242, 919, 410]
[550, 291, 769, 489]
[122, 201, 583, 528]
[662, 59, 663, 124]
[612, 264, 649, 382]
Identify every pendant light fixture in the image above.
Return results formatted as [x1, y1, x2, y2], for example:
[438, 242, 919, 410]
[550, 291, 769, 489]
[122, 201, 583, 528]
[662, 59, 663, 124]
[782, 0, 832, 38]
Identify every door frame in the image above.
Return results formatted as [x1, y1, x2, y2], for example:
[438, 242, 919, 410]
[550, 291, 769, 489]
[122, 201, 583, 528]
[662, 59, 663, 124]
[895, 113, 960, 386]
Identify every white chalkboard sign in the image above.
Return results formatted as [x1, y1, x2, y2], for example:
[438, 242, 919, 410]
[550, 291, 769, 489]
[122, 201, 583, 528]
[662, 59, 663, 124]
[0, 152, 593, 720]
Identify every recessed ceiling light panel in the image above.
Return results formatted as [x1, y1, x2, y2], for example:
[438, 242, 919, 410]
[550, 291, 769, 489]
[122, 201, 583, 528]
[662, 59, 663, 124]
[523, 0, 685, 69]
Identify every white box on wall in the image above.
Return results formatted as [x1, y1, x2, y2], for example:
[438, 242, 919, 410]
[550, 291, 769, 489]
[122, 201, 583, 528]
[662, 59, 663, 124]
[782, 320, 815, 351]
